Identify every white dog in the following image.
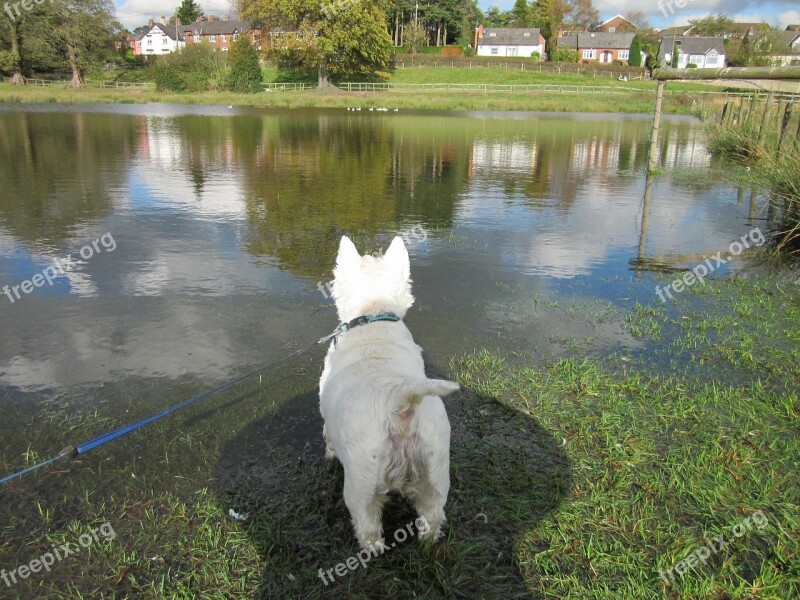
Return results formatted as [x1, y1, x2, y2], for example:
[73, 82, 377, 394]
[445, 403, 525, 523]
[319, 235, 459, 550]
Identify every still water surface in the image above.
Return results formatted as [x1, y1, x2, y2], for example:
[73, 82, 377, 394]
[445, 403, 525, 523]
[0, 105, 766, 418]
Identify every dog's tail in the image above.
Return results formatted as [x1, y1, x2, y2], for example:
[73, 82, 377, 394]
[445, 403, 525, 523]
[395, 378, 460, 410]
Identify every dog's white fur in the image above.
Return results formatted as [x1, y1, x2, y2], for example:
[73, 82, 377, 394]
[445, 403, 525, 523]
[319, 236, 459, 550]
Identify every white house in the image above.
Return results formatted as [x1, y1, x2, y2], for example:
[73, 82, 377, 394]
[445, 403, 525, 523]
[476, 27, 546, 58]
[658, 36, 726, 68]
[141, 20, 185, 55]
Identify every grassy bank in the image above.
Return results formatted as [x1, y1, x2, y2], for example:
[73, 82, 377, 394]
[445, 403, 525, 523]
[1, 269, 798, 598]
[1, 65, 730, 113]
[707, 114, 800, 253]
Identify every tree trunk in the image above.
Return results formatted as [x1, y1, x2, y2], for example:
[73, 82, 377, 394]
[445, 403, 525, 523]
[66, 45, 84, 88]
[9, 23, 25, 85]
[318, 66, 330, 88]
[436, 23, 441, 47]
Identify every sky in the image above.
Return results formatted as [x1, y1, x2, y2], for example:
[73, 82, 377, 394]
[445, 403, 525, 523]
[114, 0, 800, 31]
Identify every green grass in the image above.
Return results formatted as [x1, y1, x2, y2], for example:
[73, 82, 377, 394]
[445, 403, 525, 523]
[1, 271, 798, 598]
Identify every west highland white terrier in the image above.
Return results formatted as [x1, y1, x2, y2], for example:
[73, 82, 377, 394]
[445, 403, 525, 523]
[319, 235, 459, 550]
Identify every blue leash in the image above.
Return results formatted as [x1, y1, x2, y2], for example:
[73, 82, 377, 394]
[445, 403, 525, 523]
[0, 338, 324, 486]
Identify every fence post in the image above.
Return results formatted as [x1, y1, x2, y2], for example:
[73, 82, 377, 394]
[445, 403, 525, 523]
[777, 102, 793, 157]
[758, 92, 773, 143]
[648, 80, 666, 174]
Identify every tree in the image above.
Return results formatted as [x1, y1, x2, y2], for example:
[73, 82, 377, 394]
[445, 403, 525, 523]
[228, 38, 262, 92]
[176, 0, 203, 25]
[241, 0, 392, 86]
[533, 0, 570, 56]
[687, 14, 735, 37]
[511, 0, 531, 27]
[628, 34, 642, 66]
[404, 20, 428, 54]
[46, 0, 119, 87]
[567, 0, 598, 31]
[625, 10, 650, 31]
[484, 6, 511, 28]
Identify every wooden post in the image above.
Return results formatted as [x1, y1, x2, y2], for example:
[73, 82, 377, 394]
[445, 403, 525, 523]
[777, 102, 793, 157]
[758, 92, 773, 143]
[720, 101, 729, 124]
[747, 93, 758, 125]
[648, 80, 666, 174]
[734, 97, 744, 125]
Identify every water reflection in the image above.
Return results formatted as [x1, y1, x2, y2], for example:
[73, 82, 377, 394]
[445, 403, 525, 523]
[0, 107, 768, 394]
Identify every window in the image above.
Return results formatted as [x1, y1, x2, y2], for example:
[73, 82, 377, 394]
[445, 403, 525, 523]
[222, 47, 229, 52]
[162, 37, 168, 45]
[706, 52, 719, 66]
[193, 33, 200, 43]
[233, 31, 240, 41]
[491, 47, 498, 55]
[609, 27, 616, 33]
[618, 49, 629, 60]
[691, 54, 704, 65]
[488, 32, 497, 37]
[523, 32, 531, 37]
[221, 35, 226, 42]
[210, 35, 217, 42]
[146, 35, 152, 45]
[582, 49, 596, 59]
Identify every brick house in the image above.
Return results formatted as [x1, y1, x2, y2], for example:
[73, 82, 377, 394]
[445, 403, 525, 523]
[558, 32, 636, 64]
[593, 15, 636, 34]
[181, 16, 261, 52]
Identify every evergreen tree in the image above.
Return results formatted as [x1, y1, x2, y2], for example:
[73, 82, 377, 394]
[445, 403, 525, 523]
[228, 38, 262, 93]
[176, 0, 203, 25]
[628, 35, 642, 66]
[511, 0, 531, 27]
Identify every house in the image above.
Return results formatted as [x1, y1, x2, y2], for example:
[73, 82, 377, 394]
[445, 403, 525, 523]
[593, 15, 636, 33]
[140, 18, 184, 55]
[787, 25, 800, 32]
[655, 25, 693, 37]
[559, 32, 637, 64]
[752, 30, 800, 66]
[475, 27, 546, 58]
[181, 15, 260, 52]
[657, 36, 726, 68]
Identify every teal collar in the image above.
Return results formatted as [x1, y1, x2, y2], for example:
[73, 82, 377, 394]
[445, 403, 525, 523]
[318, 312, 401, 346]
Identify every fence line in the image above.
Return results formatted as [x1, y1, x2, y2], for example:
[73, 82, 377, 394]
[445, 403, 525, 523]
[2, 77, 154, 89]
[263, 82, 316, 91]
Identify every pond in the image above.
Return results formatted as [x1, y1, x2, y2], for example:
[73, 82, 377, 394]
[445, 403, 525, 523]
[0, 104, 778, 594]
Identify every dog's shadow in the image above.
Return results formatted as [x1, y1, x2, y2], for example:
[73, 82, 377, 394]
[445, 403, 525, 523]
[214, 366, 572, 599]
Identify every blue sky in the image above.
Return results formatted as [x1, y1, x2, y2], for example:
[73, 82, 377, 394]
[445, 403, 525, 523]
[477, 1, 800, 30]
[114, 1, 800, 30]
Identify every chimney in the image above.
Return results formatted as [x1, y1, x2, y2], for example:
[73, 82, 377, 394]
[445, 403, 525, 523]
[148, 18, 154, 27]
[223, 13, 229, 21]
[474, 25, 484, 49]
[197, 15, 206, 21]
[160, 15, 166, 25]
[210, 15, 219, 22]
[176, 17, 181, 26]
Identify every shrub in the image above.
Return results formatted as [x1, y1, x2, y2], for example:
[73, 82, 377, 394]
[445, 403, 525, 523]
[628, 35, 642, 67]
[551, 47, 579, 63]
[687, 63, 698, 68]
[530, 51, 541, 61]
[228, 39, 262, 93]
[152, 44, 227, 92]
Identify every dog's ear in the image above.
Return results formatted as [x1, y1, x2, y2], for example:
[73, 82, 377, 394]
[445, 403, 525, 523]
[383, 236, 410, 280]
[336, 236, 361, 272]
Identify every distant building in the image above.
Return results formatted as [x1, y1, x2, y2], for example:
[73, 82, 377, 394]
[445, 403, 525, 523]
[181, 16, 260, 52]
[140, 18, 184, 56]
[787, 25, 800, 32]
[475, 27, 546, 58]
[559, 32, 637, 64]
[657, 36, 726, 68]
[593, 15, 636, 33]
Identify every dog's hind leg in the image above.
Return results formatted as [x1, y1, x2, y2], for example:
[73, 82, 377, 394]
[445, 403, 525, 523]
[322, 423, 336, 460]
[411, 456, 449, 543]
[343, 469, 387, 551]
